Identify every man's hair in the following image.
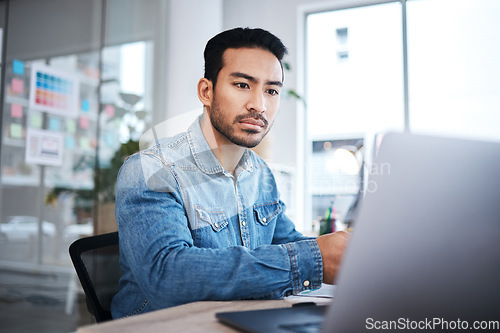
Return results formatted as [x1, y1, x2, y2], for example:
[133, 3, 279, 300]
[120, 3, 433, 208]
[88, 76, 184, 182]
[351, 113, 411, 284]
[203, 27, 288, 87]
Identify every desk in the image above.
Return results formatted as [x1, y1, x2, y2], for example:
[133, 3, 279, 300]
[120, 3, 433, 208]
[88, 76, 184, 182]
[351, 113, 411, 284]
[77, 300, 295, 333]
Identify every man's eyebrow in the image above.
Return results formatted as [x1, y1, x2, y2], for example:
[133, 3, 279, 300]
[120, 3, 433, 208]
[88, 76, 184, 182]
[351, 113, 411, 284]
[230, 72, 283, 87]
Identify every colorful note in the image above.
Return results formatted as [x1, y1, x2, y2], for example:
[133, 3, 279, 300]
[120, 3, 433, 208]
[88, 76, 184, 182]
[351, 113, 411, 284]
[30, 113, 43, 128]
[49, 117, 61, 131]
[81, 99, 90, 112]
[65, 135, 75, 149]
[29, 63, 78, 117]
[10, 123, 22, 139]
[10, 104, 23, 118]
[79, 137, 90, 150]
[105, 104, 115, 118]
[13, 59, 25, 75]
[66, 119, 76, 134]
[105, 132, 115, 146]
[11, 78, 24, 93]
[79, 116, 89, 129]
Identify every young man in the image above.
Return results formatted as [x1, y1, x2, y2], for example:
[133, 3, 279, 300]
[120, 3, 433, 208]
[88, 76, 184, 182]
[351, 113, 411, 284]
[111, 27, 349, 319]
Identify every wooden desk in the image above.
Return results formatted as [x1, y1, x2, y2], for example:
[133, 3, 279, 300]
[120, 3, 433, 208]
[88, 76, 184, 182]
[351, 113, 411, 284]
[77, 300, 295, 333]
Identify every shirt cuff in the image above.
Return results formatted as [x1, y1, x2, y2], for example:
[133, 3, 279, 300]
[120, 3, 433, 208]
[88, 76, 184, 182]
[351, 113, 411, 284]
[284, 239, 323, 295]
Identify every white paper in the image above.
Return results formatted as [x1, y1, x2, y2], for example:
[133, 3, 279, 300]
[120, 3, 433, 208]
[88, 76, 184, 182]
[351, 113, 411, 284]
[25, 128, 64, 166]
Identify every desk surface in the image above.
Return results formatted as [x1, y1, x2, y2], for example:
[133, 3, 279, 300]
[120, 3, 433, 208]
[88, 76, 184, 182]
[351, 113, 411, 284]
[77, 300, 296, 333]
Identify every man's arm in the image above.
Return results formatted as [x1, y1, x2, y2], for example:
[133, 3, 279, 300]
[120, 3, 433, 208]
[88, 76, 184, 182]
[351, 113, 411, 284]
[316, 231, 351, 284]
[272, 204, 351, 284]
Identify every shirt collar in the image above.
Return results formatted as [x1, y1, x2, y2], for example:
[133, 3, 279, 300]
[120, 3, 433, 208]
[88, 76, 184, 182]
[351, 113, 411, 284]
[187, 115, 255, 175]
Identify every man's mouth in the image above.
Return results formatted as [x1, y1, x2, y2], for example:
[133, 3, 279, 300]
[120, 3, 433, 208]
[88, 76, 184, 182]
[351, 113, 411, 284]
[239, 118, 265, 128]
[234, 114, 268, 132]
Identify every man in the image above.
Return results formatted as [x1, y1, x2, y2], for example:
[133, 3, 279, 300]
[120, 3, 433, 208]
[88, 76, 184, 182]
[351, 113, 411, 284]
[111, 27, 349, 319]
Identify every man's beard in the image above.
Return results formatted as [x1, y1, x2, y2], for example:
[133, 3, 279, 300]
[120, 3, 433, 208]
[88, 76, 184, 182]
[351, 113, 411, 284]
[208, 100, 270, 148]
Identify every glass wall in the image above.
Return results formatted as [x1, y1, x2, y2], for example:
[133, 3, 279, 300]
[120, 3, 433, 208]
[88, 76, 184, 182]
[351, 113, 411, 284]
[0, 0, 166, 331]
[1, 1, 104, 268]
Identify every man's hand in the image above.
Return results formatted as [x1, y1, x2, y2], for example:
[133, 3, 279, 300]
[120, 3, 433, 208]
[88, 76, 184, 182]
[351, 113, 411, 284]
[316, 231, 351, 284]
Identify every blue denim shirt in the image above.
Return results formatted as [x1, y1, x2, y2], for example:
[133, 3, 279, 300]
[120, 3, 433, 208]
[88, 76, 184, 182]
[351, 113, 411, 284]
[111, 116, 323, 318]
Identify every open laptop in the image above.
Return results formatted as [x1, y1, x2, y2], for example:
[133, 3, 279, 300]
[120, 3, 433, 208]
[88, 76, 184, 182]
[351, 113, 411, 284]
[216, 132, 500, 332]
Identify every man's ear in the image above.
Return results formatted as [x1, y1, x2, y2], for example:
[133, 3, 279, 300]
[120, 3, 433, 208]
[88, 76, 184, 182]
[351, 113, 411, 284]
[197, 78, 213, 108]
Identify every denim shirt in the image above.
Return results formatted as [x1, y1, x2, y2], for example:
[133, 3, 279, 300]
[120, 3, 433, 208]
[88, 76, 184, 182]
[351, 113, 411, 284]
[111, 116, 323, 318]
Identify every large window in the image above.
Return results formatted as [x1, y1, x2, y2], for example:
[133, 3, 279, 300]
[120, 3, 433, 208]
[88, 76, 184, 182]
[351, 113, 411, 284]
[407, 0, 500, 141]
[305, 0, 500, 232]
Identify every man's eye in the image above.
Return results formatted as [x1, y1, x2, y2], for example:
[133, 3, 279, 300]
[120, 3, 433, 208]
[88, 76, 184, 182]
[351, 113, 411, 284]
[267, 89, 279, 96]
[235, 83, 249, 89]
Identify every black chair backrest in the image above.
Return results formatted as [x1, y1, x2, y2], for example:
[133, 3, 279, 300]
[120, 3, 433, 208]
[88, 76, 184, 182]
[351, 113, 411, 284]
[69, 231, 120, 323]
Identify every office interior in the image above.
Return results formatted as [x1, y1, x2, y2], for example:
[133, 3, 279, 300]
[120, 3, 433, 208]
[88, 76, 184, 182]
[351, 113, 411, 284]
[0, 0, 498, 331]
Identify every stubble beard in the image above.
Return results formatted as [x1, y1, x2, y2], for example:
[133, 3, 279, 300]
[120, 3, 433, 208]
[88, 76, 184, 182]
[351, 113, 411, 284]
[208, 99, 270, 149]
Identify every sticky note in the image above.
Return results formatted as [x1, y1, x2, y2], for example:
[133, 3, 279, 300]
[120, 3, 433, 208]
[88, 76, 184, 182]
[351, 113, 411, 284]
[13, 60, 25, 75]
[49, 117, 61, 131]
[66, 119, 76, 134]
[11, 78, 23, 93]
[79, 137, 90, 150]
[10, 104, 23, 118]
[105, 104, 115, 118]
[65, 136, 75, 149]
[10, 123, 22, 139]
[30, 113, 43, 128]
[105, 132, 115, 146]
[81, 99, 90, 112]
[79, 116, 89, 129]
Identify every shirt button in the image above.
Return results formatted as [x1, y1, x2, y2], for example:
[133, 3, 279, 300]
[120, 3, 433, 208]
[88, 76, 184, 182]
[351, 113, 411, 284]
[241, 220, 246, 226]
[303, 280, 310, 287]
[262, 217, 267, 223]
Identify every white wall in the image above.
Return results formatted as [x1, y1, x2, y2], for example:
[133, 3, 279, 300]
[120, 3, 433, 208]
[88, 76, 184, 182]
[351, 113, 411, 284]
[164, 0, 223, 119]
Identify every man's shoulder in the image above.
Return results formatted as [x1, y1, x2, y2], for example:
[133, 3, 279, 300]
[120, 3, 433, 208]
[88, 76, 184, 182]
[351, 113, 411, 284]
[139, 131, 191, 161]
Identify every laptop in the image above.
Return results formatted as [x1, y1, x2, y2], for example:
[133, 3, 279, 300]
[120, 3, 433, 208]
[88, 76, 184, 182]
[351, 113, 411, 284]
[216, 132, 500, 332]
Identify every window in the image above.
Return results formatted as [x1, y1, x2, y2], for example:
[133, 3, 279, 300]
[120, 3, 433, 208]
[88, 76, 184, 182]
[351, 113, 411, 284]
[304, 0, 500, 232]
[407, 0, 500, 141]
[306, 2, 404, 231]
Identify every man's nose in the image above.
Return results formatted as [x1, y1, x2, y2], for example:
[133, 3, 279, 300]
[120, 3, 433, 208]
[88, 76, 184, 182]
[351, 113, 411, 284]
[247, 90, 266, 113]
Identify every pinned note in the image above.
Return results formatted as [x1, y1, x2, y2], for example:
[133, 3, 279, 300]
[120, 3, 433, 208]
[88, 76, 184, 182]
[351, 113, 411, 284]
[66, 119, 76, 134]
[10, 123, 22, 139]
[105, 104, 115, 118]
[79, 116, 89, 129]
[49, 117, 61, 131]
[65, 135, 75, 149]
[13, 59, 25, 75]
[30, 113, 43, 128]
[81, 99, 90, 112]
[79, 136, 90, 150]
[11, 78, 24, 93]
[105, 132, 115, 146]
[10, 104, 23, 118]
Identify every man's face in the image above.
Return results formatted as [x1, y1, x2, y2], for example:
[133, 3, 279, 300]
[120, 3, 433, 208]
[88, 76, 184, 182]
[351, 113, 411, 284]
[207, 47, 283, 148]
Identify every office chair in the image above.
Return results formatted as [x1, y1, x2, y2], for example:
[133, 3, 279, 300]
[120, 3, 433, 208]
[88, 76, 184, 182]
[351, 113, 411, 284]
[69, 231, 121, 323]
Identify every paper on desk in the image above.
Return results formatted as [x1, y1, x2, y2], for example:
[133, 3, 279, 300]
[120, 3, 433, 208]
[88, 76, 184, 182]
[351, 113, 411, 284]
[298, 284, 335, 298]
[284, 284, 336, 305]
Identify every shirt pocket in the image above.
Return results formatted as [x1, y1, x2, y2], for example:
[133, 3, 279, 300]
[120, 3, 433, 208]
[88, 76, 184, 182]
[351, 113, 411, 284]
[253, 201, 282, 226]
[193, 205, 230, 247]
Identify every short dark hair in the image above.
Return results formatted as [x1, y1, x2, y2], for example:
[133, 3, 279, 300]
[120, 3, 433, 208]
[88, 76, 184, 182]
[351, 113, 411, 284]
[203, 27, 288, 87]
